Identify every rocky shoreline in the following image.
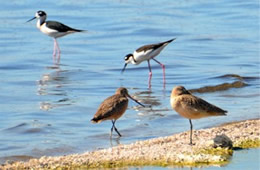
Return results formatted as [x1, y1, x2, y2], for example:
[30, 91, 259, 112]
[1, 119, 259, 169]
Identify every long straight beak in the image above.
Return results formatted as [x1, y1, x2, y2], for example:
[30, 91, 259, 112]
[27, 17, 36, 22]
[127, 94, 145, 107]
[121, 63, 127, 74]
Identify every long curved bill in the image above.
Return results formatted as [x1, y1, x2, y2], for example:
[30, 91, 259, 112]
[27, 16, 36, 22]
[121, 63, 127, 74]
[127, 94, 145, 107]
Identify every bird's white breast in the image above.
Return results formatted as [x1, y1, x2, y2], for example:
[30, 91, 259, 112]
[132, 45, 166, 65]
[38, 23, 68, 38]
[133, 49, 153, 65]
[170, 96, 177, 109]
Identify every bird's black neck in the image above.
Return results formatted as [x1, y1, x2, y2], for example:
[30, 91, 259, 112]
[39, 19, 45, 26]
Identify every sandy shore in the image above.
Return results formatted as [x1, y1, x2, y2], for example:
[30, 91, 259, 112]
[1, 119, 259, 169]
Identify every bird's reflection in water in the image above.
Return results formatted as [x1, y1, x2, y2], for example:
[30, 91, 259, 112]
[130, 89, 169, 119]
[37, 65, 73, 111]
[110, 136, 121, 147]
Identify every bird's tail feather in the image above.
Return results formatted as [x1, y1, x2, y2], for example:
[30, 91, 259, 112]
[91, 117, 101, 123]
[165, 38, 176, 44]
[71, 28, 87, 32]
[211, 110, 227, 116]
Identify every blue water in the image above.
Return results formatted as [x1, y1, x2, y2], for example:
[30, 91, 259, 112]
[0, 0, 259, 168]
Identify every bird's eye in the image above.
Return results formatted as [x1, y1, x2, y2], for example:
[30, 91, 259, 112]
[124, 54, 132, 61]
[37, 11, 45, 16]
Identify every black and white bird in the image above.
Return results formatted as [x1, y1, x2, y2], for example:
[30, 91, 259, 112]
[27, 10, 84, 63]
[121, 38, 176, 88]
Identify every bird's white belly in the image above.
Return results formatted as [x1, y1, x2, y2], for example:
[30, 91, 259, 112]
[133, 54, 150, 65]
[133, 50, 154, 64]
[133, 47, 163, 65]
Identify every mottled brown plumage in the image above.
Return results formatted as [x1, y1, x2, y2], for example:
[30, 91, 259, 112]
[170, 86, 227, 144]
[91, 87, 144, 137]
[92, 88, 129, 123]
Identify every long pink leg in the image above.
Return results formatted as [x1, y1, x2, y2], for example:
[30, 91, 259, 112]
[54, 39, 61, 64]
[152, 58, 166, 87]
[53, 39, 57, 62]
[147, 60, 152, 89]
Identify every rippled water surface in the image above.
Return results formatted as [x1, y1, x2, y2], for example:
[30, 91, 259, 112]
[0, 0, 259, 168]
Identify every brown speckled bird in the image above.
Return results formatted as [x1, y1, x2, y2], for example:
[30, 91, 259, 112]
[91, 87, 144, 137]
[170, 86, 227, 145]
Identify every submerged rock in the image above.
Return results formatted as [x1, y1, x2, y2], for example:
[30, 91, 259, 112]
[189, 81, 247, 93]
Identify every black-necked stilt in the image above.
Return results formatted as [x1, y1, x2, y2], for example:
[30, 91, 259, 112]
[121, 38, 176, 88]
[27, 10, 85, 63]
[91, 87, 144, 137]
[170, 86, 227, 145]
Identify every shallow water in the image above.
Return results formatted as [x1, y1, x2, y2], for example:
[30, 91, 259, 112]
[0, 0, 259, 168]
[129, 149, 260, 170]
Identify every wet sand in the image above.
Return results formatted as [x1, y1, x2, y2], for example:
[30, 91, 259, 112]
[1, 119, 259, 169]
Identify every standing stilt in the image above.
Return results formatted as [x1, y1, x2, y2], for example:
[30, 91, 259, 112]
[27, 10, 84, 64]
[121, 38, 175, 88]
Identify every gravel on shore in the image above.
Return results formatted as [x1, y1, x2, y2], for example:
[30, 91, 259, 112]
[1, 119, 259, 169]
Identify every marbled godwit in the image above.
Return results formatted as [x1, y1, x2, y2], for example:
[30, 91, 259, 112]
[91, 87, 145, 137]
[27, 10, 85, 63]
[121, 38, 176, 88]
[170, 86, 227, 145]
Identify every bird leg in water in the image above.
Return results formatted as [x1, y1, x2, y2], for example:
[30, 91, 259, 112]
[152, 58, 166, 87]
[114, 126, 122, 137]
[147, 60, 152, 89]
[110, 120, 114, 137]
[111, 120, 122, 137]
[54, 39, 61, 64]
[53, 39, 57, 61]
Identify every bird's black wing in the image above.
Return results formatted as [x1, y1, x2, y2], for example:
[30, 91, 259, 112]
[136, 38, 176, 52]
[46, 21, 83, 32]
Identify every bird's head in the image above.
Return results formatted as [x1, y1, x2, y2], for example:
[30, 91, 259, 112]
[116, 87, 145, 107]
[27, 10, 47, 22]
[171, 86, 191, 97]
[116, 87, 129, 96]
[35, 10, 47, 19]
[121, 53, 135, 73]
